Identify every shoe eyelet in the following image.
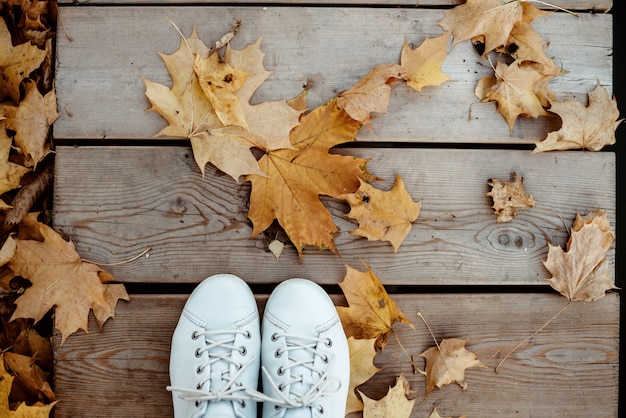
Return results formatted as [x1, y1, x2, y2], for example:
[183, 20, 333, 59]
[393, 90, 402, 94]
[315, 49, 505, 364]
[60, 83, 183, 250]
[271, 333, 279, 342]
[239, 346, 247, 356]
[278, 383, 285, 391]
[195, 401, 201, 407]
[243, 330, 252, 339]
[236, 363, 243, 371]
[274, 349, 282, 358]
[196, 383, 203, 390]
[325, 338, 332, 347]
[274, 405, 282, 410]
[239, 400, 246, 408]
[191, 331, 199, 340]
[277, 366, 285, 376]
[196, 365, 204, 374]
[317, 405, 324, 414]
[195, 348, 202, 358]
[322, 355, 329, 364]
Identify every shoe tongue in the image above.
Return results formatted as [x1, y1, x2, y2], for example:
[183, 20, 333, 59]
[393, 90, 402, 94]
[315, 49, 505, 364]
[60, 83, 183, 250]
[283, 336, 318, 415]
[204, 333, 238, 416]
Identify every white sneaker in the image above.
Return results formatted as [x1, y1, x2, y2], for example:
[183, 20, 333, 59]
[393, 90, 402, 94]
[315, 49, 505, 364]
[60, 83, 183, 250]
[260, 279, 350, 417]
[167, 274, 261, 418]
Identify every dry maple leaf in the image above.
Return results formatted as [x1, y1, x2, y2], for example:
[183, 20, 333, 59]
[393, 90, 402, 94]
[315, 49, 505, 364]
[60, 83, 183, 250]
[0, 124, 30, 209]
[338, 175, 421, 252]
[495, 3, 561, 77]
[246, 99, 370, 256]
[336, 63, 405, 126]
[533, 83, 623, 153]
[420, 338, 487, 396]
[346, 337, 381, 414]
[0, 353, 55, 417]
[430, 407, 467, 418]
[487, 173, 535, 223]
[4, 81, 58, 167]
[438, 0, 522, 56]
[544, 210, 616, 301]
[400, 33, 452, 93]
[8, 214, 130, 345]
[3, 352, 54, 404]
[336, 263, 414, 350]
[0, 20, 48, 102]
[360, 374, 416, 418]
[144, 29, 262, 181]
[481, 60, 552, 130]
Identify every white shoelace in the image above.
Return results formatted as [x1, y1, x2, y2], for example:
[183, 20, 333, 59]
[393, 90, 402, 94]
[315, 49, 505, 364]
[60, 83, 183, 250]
[167, 331, 342, 412]
[252, 332, 342, 411]
[167, 329, 257, 407]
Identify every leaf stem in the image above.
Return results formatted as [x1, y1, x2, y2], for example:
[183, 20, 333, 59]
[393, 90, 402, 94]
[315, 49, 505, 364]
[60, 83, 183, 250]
[82, 247, 152, 267]
[391, 328, 422, 373]
[522, 0, 579, 16]
[495, 299, 572, 373]
[417, 311, 452, 373]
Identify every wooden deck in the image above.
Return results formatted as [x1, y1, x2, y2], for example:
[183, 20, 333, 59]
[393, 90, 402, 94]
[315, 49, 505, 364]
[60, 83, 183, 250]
[51, 1, 620, 417]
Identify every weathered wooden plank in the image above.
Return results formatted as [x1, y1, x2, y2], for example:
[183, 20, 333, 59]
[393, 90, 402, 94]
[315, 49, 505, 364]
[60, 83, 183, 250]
[56, 0, 614, 13]
[52, 146, 615, 286]
[53, 7, 612, 143]
[52, 292, 620, 417]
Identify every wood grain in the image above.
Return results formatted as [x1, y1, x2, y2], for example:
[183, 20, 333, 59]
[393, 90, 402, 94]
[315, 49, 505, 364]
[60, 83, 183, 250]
[56, 0, 614, 12]
[53, 7, 612, 143]
[52, 146, 615, 286]
[52, 292, 620, 417]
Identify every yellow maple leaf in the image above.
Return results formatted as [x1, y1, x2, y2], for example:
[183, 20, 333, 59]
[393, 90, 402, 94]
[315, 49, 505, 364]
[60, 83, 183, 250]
[346, 337, 381, 414]
[438, 0, 522, 56]
[339, 175, 421, 253]
[360, 374, 416, 418]
[336, 263, 414, 350]
[246, 99, 369, 256]
[8, 214, 130, 345]
[0, 353, 56, 417]
[420, 338, 487, 396]
[487, 173, 535, 223]
[400, 33, 451, 93]
[544, 210, 616, 301]
[533, 83, 623, 152]
[336, 63, 405, 126]
[0, 20, 48, 103]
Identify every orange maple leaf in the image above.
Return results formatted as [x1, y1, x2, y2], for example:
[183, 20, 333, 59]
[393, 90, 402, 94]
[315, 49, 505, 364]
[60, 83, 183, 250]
[8, 214, 130, 345]
[438, 0, 522, 56]
[533, 83, 623, 152]
[336, 263, 414, 350]
[544, 210, 616, 301]
[346, 337, 381, 414]
[246, 99, 370, 256]
[339, 175, 421, 252]
[360, 374, 416, 418]
[400, 33, 452, 93]
[420, 338, 487, 396]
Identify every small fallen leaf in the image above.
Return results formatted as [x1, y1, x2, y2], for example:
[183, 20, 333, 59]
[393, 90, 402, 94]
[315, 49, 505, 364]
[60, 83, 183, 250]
[0, 124, 30, 209]
[339, 174, 421, 252]
[360, 374, 416, 418]
[401, 33, 451, 93]
[533, 82, 623, 152]
[4, 352, 54, 404]
[487, 173, 535, 223]
[337, 263, 414, 350]
[346, 337, 381, 414]
[544, 210, 616, 301]
[267, 239, 284, 261]
[337, 63, 405, 126]
[0, 353, 56, 417]
[420, 338, 487, 396]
